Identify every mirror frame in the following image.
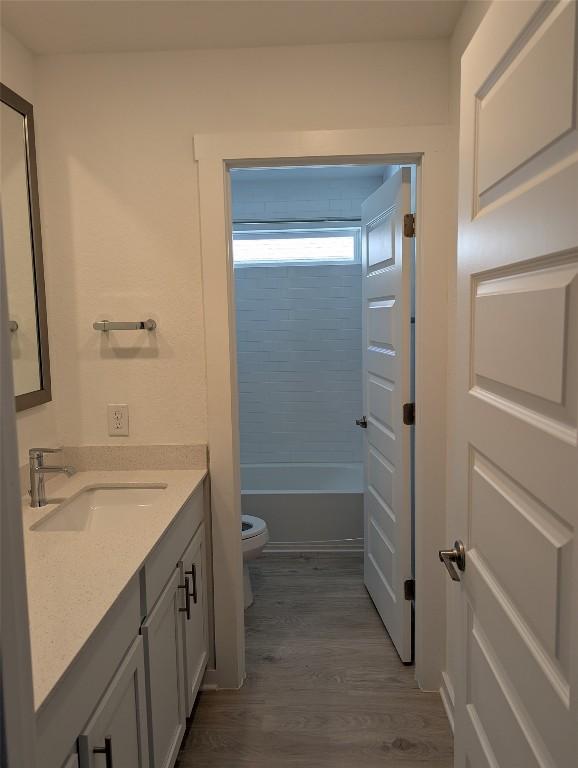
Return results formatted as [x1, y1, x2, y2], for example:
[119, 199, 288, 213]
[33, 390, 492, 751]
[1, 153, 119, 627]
[1, 82, 51, 411]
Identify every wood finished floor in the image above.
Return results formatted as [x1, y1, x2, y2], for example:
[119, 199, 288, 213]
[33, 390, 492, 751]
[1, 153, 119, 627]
[176, 553, 453, 767]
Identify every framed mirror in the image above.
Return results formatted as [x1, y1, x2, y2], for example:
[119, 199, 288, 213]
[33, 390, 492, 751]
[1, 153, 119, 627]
[1, 83, 51, 411]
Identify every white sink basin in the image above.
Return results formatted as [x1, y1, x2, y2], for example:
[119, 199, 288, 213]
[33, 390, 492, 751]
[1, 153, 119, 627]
[32, 484, 168, 532]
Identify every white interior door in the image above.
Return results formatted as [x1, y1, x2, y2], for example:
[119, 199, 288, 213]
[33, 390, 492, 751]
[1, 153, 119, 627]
[361, 167, 413, 662]
[450, 2, 578, 766]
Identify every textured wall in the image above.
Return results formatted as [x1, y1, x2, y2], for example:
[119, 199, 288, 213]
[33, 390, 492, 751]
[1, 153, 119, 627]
[231, 173, 387, 223]
[236, 263, 362, 463]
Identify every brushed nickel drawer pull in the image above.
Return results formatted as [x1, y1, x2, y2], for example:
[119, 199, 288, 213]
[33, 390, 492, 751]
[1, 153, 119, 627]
[179, 577, 191, 620]
[93, 736, 113, 768]
[185, 564, 198, 604]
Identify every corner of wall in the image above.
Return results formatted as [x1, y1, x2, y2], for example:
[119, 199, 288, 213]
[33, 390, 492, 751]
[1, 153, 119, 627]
[1, 26, 37, 102]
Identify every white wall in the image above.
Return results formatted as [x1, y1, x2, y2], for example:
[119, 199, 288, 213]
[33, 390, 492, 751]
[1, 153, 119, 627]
[1, 28, 60, 466]
[26, 40, 448, 452]
[2, 36, 448, 460]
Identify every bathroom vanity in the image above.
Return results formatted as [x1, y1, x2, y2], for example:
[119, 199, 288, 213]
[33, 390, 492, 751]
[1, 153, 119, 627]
[22, 469, 209, 768]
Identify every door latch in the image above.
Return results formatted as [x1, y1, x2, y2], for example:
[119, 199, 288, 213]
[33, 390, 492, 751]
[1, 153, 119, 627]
[404, 579, 415, 601]
[355, 416, 368, 428]
[403, 213, 416, 237]
[403, 403, 415, 426]
[439, 540, 466, 582]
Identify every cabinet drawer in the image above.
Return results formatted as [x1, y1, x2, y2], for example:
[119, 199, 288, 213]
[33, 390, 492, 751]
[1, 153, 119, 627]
[144, 486, 203, 613]
[78, 636, 149, 768]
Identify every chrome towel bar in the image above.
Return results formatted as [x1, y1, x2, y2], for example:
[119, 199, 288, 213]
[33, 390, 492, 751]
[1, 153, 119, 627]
[93, 319, 157, 332]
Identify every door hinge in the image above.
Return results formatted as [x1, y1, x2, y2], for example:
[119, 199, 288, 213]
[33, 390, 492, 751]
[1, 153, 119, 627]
[403, 213, 415, 238]
[404, 579, 415, 601]
[403, 402, 415, 426]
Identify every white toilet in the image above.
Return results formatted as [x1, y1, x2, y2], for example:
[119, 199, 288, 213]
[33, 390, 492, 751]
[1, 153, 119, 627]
[241, 514, 269, 608]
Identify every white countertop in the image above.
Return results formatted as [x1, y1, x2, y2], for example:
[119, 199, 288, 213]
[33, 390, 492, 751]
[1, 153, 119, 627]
[21, 469, 206, 711]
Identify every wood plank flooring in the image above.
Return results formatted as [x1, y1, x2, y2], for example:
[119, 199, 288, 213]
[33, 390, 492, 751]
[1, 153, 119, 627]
[176, 553, 453, 768]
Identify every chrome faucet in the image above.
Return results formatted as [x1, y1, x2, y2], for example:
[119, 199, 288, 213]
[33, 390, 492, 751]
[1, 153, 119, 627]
[29, 448, 75, 507]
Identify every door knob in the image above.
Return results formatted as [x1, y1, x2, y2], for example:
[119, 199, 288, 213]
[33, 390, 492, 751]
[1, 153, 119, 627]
[439, 540, 466, 582]
[356, 416, 368, 428]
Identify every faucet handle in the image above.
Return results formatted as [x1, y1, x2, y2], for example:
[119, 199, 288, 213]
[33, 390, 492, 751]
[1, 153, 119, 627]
[29, 447, 63, 457]
[29, 447, 64, 464]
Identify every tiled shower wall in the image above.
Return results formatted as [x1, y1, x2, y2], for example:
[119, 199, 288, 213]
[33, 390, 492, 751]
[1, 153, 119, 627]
[231, 174, 386, 223]
[235, 263, 362, 463]
[232, 173, 385, 464]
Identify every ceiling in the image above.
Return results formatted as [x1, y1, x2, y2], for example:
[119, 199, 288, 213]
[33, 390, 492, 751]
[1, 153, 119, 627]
[1, 0, 465, 55]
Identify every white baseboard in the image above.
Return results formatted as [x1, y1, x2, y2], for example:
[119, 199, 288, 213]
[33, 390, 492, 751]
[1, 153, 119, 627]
[440, 670, 455, 733]
[200, 667, 219, 691]
[201, 666, 247, 691]
[265, 541, 363, 554]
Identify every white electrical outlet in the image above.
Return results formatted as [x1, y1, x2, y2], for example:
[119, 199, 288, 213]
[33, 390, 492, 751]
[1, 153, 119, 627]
[107, 404, 129, 436]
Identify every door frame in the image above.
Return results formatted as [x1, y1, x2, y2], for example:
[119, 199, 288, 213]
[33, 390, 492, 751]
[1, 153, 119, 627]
[194, 127, 452, 692]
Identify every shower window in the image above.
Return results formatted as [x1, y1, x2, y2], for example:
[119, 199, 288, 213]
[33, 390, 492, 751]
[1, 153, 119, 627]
[232, 224, 360, 266]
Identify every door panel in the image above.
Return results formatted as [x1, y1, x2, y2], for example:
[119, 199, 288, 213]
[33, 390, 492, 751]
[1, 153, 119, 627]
[368, 376, 394, 431]
[466, 620, 544, 768]
[473, 269, 572, 403]
[452, 2, 578, 766]
[476, 1, 576, 197]
[473, 262, 578, 426]
[362, 168, 412, 662]
[470, 452, 572, 660]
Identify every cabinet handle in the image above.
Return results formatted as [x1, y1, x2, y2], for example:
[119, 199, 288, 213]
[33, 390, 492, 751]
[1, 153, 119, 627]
[93, 735, 113, 768]
[179, 576, 191, 620]
[185, 563, 197, 604]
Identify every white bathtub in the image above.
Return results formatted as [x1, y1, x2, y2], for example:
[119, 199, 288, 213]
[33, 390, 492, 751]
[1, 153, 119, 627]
[241, 463, 364, 552]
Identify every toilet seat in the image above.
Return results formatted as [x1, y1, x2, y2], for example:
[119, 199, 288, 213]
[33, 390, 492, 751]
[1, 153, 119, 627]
[240, 515, 269, 607]
[241, 514, 267, 540]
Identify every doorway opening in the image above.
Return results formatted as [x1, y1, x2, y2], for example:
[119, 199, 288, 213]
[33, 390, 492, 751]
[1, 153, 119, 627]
[228, 161, 417, 664]
[195, 128, 451, 694]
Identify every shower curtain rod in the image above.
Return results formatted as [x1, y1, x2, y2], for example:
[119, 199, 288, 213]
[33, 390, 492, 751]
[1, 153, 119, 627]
[232, 217, 362, 225]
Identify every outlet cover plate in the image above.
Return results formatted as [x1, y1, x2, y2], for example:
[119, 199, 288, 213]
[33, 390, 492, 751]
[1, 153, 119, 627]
[107, 404, 129, 436]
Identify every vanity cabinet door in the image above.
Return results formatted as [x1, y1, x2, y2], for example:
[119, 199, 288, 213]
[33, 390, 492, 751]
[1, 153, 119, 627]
[141, 568, 186, 768]
[78, 637, 149, 768]
[179, 523, 209, 715]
